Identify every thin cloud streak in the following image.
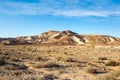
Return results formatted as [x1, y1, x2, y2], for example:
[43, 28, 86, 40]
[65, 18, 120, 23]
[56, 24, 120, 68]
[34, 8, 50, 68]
[53, 10, 120, 17]
[0, 1, 120, 17]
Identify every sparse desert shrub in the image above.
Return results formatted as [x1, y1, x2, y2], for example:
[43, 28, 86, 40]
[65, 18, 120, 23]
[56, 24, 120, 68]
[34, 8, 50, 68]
[44, 62, 62, 68]
[64, 57, 78, 63]
[86, 67, 98, 74]
[62, 78, 71, 80]
[74, 63, 86, 67]
[5, 64, 27, 70]
[64, 52, 68, 55]
[99, 75, 117, 80]
[0, 59, 6, 66]
[98, 57, 107, 60]
[4, 52, 9, 55]
[33, 56, 46, 61]
[17, 64, 28, 70]
[86, 67, 105, 74]
[41, 74, 57, 80]
[33, 56, 42, 61]
[32, 49, 37, 52]
[34, 62, 63, 68]
[0, 57, 6, 65]
[105, 61, 120, 66]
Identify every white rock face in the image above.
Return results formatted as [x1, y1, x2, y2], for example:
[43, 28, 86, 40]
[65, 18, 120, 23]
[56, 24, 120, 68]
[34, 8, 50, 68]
[25, 37, 32, 40]
[71, 36, 84, 44]
[49, 33, 60, 39]
[109, 37, 115, 43]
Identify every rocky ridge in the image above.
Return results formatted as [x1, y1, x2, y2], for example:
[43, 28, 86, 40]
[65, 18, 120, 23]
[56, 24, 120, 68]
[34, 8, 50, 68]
[0, 30, 120, 45]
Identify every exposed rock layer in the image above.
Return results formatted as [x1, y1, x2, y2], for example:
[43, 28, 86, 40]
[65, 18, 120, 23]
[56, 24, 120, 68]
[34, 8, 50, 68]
[0, 30, 120, 45]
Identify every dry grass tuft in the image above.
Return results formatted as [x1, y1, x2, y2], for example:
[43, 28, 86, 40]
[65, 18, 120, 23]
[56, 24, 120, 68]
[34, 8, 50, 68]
[86, 67, 106, 74]
[0, 56, 6, 66]
[105, 60, 120, 66]
[41, 74, 57, 80]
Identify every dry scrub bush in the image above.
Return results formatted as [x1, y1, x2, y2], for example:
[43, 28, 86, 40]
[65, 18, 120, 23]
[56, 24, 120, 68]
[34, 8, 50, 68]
[98, 57, 107, 60]
[105, 61, 120, 66]
[0, 56, 6, 66]
[33, 56, 43, 61]
[86, 67, 98, 74]
[64, 57, 79, 63]
[86, 67, 106, 74]
[4, 64, 27, 70]
[41, 74, 57, 80]
[34, 62, 63, 68]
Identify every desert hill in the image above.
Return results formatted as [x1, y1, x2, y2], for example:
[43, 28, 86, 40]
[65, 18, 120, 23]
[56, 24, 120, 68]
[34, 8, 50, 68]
[0, 30, 120, 45]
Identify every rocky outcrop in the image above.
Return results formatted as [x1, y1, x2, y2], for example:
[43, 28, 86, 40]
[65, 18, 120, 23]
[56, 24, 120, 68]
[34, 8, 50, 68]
[1, 38, 19, 45]
[80, 35, 120, 45]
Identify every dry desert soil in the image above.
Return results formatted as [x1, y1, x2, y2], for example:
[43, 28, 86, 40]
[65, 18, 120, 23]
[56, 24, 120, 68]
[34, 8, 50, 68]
[0, 44, 120, 80]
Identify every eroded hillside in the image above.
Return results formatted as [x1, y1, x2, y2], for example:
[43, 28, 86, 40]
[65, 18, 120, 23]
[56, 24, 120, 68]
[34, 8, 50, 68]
[0, 30, 120, 45]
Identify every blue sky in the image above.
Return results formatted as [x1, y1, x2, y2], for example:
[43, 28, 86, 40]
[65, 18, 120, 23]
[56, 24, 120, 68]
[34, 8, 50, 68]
[0, 0, 120, 37]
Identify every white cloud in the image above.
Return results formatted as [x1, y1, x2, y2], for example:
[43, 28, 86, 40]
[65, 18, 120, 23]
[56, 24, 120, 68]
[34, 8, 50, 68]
[0, 0, 120, 17]
[51, 10, 120, 17]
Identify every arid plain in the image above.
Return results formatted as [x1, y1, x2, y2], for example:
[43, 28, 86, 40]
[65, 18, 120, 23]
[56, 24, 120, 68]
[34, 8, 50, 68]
[0, 44, 120, 80]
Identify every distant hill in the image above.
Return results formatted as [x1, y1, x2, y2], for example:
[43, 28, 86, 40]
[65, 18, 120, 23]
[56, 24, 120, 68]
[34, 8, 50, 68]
[0, 30, 120, 45]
